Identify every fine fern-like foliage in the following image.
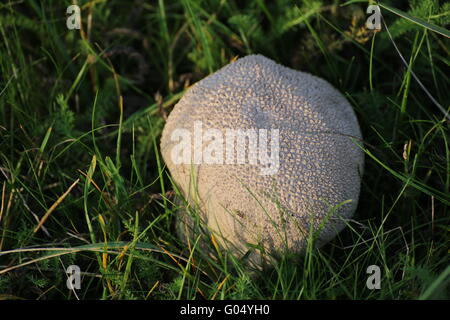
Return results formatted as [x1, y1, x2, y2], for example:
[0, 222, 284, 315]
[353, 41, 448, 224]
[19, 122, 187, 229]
[387, 0, 449, 38]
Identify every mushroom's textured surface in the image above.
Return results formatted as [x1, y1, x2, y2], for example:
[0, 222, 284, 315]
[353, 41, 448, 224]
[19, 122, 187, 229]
[160, 54, 364, 266]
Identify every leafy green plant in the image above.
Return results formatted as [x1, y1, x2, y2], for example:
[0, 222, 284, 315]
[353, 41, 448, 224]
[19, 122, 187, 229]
[0, 0, 448, 300]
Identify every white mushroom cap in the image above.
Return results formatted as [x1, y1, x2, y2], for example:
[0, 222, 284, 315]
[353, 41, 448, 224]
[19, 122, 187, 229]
[161, 54, 364, 267]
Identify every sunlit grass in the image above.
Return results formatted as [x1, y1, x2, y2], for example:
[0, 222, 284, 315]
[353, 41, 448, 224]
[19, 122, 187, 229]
[0, 0, 448, 300]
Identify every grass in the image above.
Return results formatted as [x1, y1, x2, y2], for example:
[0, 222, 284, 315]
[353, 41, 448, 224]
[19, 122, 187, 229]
[0, 0, 449, 300]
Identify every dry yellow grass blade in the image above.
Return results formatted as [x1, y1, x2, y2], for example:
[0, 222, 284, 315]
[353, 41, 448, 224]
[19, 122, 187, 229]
[196, 287, 207, 299]
[33, 179, 80, 234]
[145, 280, 160, 299]
[0, 185, 14, 250]
[210, 233, 220, 254]
[117, 244, 129, 266]
[0, 294, 25, 300]
[77, 169, 113, 209]
[211, 274, 229, 300]
[159, 245, 184, 269]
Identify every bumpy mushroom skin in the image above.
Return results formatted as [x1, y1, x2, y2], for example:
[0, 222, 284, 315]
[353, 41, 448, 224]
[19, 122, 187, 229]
[160, 54, 364, 266]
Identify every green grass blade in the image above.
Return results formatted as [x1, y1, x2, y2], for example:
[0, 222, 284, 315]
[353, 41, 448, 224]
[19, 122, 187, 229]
[379, 3, 450, 38]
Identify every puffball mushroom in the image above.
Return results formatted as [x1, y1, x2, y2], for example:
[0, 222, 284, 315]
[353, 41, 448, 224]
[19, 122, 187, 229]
[160, 54, 364, 267]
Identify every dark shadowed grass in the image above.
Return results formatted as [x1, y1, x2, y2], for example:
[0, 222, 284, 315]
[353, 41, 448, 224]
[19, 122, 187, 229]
[0, 0, 449, 299]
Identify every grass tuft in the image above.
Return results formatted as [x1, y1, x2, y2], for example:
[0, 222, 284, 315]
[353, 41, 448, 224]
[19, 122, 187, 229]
[0, 0, 449, 300]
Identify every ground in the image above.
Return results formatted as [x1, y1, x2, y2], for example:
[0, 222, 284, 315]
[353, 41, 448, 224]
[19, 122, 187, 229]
[0, 0, 449, 300]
